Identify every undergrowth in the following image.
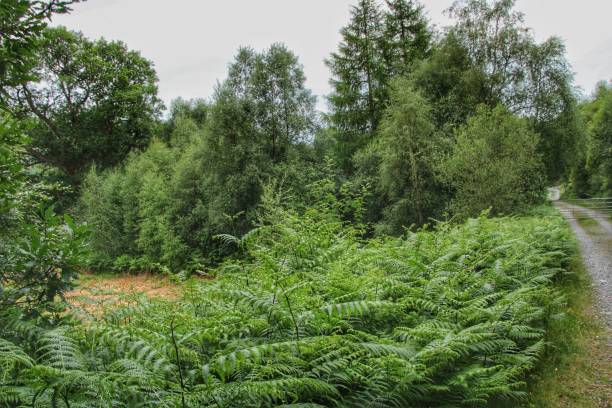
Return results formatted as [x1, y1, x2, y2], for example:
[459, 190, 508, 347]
[0, 197, 575, 407]
[526, 255, 609, 407]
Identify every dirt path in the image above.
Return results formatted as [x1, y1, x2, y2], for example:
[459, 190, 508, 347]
[552, 202, 612, 407]
[556, 202, 612, 327]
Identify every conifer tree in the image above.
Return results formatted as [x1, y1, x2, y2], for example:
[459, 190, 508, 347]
[326, 0, 386, 172]
[382, 0, 432, 77]
[327, 0, 431, 173]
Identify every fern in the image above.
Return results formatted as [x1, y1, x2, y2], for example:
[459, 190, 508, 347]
[0, 207, 575, 406]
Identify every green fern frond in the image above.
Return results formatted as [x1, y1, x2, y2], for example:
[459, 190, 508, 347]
[37, 327, 85, 371]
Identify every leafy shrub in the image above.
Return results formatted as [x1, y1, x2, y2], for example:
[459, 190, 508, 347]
[1, 116, 88, 315]
[571, 82, 612, 197]
[440, 105, 547, 218]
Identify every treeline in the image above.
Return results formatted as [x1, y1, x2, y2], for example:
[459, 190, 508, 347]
[81, 44, 324, 271]
[570, 82, 612, 197]
[1, 0, 609, 275]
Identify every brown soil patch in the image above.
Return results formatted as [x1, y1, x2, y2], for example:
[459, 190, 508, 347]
[66, 273, 181, 316]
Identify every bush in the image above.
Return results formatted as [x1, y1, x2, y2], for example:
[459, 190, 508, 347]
[571, 82, 612, 196]
[440, 105, 546, 218]
[1, 117, 88, 315]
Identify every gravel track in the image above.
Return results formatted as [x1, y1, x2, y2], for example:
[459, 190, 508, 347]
[555, 201, 612, 328]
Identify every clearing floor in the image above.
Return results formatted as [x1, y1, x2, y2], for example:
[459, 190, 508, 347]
[66, 273, 181, 316]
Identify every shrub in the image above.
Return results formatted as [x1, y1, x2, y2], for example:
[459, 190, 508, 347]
[440, 105, 546, 218]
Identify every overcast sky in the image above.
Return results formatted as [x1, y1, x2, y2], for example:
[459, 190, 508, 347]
[51, 0, 612, 111]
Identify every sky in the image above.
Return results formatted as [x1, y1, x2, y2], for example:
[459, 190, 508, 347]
[51, 0, 612, 112]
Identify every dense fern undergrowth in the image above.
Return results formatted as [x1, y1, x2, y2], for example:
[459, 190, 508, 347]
[0, 196, 574, 407]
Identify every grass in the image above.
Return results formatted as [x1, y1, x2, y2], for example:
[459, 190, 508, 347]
[576, 217, 599, 229]
[526, 241, 611, 407]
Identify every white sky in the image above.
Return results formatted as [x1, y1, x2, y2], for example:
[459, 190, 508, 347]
[51, 0, 612, 111]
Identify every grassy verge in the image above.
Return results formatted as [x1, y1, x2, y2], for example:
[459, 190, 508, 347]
[576, 217, 599, 229]
[527, 243, 611, 407]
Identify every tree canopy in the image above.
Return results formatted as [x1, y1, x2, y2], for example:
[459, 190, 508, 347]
[327, 0, 431, 172]
[440, 105, 546, 217]
[2, 27, 163, 179]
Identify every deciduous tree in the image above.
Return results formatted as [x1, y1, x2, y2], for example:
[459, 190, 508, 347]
[2, 27, 163, 179]
[440, 105, 546, 217]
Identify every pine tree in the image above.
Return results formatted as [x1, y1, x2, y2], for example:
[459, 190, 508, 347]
[327, 0, 431, 173]
[326, 0, 386, 172]
[382, 0, 432, 77]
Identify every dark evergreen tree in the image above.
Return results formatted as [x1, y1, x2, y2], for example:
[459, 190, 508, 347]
[326, 0, 386, 172]
[382, 0, 432, 77]
[327, 0, 431, 173]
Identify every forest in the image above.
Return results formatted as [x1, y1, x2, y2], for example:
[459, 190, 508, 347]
[1, 0, 610, 406]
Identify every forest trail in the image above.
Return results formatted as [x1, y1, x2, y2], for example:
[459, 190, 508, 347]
[555, 201, 612, 327]
[551, 201, 612, 407]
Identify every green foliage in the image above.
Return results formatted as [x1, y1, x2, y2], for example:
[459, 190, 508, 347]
[0, 115, 88, 314]
[2, 26, 163, 180]
[446, 0, 577, 181]
[80, 139, 186, 271]
[80, 44, 322, 272]
[357, 79, 447, 233]
[410, 32, 489, 129]
[440, 105, 546, 218]
[1, 206, 88, 312]
[0, 0, 78, 92]
[0, 194, 575, 406]
[0, 3, 596, 404]
[0, 0, 87, 319]
[327, 0, 431, 172]
[161, 97, 209, 143]
[382, 0, 432, 77]
[570, 82, 612, 197]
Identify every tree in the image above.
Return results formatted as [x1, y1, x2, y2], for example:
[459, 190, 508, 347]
[2, 27, 163, 179]
[410, 33, 489, 129]
[447, 0, 577, 180]
[161, 97, 208, 143]
[326, 0, 386, 172]
[382, 0, 432, 78]
[440, 105, 546, 218]
[1, 1, 88, 314]
[80, 44, 320, 269]
[327, 0, 432, 173]
[0, 0, 78, 94]
[1, 115, 87, 313]
[171, 44, 316, 252]
[251, 44, 317, 161]
[587, 87, 612, 196]
[571, 82, 612, 196]
[374, 79, 445, 233]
